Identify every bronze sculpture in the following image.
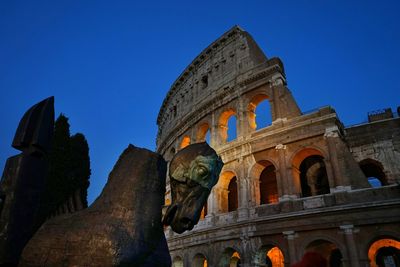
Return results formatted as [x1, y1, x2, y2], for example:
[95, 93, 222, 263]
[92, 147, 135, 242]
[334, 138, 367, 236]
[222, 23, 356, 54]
[19, 142, 223, 266]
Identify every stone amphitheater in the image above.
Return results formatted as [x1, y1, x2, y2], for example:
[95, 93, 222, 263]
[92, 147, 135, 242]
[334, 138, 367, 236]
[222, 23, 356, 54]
[156, 26, 400, 267]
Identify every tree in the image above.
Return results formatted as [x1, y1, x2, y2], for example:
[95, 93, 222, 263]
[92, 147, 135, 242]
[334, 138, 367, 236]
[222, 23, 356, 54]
[70, 133, 90, 208]
[42, 114, 91, 218]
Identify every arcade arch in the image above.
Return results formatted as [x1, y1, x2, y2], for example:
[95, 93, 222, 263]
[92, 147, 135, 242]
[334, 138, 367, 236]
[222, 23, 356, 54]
[218, 248, 241, 267]
[368, 238, 400, 267]
[197, 123, 211, 143]
[200, 202, 207, 220]
[193, 253, 208, 267]
[254, 245, 285, 267]
[359, 158, 388, 187]
[292, 148, 329, 197]
[180, 136, 191, 149]
[248, 94, 272, 130]
[219, 109, 237, 143]
[216, 171, 238, 213]
[249, 160, 279, 205]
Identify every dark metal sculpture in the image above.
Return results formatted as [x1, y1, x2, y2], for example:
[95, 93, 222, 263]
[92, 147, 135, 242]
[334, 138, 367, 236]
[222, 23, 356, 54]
[0, 97, 54, 266]
[19, 142, 223, 266]
[163, 142, 223, 233]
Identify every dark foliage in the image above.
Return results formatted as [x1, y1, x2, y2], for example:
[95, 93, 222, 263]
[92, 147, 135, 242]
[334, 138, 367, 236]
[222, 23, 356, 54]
[42, 114, 91, 218]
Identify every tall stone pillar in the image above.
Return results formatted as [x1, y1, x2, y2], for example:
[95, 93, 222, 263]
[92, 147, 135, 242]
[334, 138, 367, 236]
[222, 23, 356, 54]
[210, 122, 221, 148]
[340, 225, 361, 267]
[276, 144, 297, 200]
[283, 231, 298, 264]
[237, 177, 250, 221]
[237, 101, 250, 140]
[324, 128, 342, 190]
[237, 157, 250, 221]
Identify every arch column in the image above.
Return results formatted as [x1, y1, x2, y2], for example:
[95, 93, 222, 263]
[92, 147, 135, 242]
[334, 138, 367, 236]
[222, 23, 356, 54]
[283, 231, 298, 264]
[208, 187, 219, 215]
[276, 144, 298, 201]
[237, 177, 250, 221]
[323, 159, 336, 193]
[237, 160, 250, 220]
[237, 98, 251, 139]
[324, 131, 342, 189]
[210, 123, 221, 148]
[340, 225, 361, 267]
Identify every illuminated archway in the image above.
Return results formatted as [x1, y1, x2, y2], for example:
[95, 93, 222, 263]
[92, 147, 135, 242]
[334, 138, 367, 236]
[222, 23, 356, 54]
[218, 248, 241, 267]
[197, 123, 211, 143]
[228, 176, 238, 212]
[359, 158, 388, 187]
[292, 148, 329, 197]
[254, 245, 285, 267]
[219, 109, 237, 143]
[193, 253, 208, 267]
[260, 164, 278, 205]
[180, 136, 190, 149]
[216, 171, 238, 213]
[248, 94, 272, 130]
[200, 202, 207, 220]
[368, 238, 400, 267]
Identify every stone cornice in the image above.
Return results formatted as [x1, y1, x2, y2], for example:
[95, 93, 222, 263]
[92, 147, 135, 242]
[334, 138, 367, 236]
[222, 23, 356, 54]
[157, 25, 244, 125]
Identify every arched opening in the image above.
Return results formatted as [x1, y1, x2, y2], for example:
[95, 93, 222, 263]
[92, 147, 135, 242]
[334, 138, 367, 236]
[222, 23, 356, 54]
[299, 155, 330, 197]
[359, 159, 388, 187]
[180, 136, 190, 149]
[193, 253, 208, 267]
[216, 171, 238, 213]
[172, 256, 184, 267]
[227, 116, 237, 142]
[218, 248, 241, 267]
[197, 123, 211, 144]
[292, 149, 329, 198]
[228, 176, 238, 212]
[305, 239, 343, 267]
[219, 109, 237, 144]
[368, 238, 400, 267]
[255, 245, 285, 267]
[200, 202, 207, 220]
[260, 164, 278, 205]
[248, 94, 272, 130]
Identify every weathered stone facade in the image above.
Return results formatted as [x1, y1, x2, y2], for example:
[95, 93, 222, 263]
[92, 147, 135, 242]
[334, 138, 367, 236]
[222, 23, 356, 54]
[156, 26, 400, 267]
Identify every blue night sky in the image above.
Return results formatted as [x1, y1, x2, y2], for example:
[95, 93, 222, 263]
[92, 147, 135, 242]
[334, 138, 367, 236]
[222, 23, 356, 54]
[1, 1, 399, 204]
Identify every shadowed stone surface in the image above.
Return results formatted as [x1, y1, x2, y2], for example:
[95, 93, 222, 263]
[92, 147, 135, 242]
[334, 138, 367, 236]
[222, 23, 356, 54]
[20, 145, 170, 267]
[0, 97, 54, 266]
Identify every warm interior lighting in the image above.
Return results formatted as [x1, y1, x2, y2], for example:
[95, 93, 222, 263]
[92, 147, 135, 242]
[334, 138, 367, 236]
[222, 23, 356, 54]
[368, 238, 400, 267]
[232, 251, 240, 259]
[267, 247, 284, 267]
[180, 136, 190, 149]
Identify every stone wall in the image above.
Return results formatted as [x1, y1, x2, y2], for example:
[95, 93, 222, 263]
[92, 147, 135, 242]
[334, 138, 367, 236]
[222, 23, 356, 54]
[157, 27, 400, 267]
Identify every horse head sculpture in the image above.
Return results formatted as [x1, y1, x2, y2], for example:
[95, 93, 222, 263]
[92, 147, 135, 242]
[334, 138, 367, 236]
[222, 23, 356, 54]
[163, 142, 223, 234]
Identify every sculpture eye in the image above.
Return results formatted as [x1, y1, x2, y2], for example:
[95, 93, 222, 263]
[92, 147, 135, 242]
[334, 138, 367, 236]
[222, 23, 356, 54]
[197, 166, 208, 177]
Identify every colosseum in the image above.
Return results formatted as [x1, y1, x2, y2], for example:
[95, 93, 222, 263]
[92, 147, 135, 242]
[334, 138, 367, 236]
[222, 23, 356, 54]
[156, 26, 400, 267]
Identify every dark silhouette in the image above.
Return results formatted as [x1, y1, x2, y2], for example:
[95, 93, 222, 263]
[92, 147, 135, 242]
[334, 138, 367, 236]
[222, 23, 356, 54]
[0, 97, 54, 266]
[41, 114, 90, 218]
